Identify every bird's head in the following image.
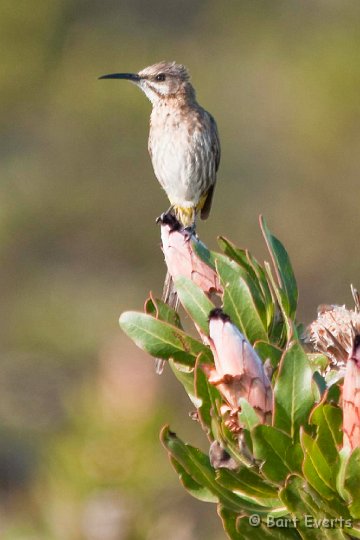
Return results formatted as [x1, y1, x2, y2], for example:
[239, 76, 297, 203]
[99, 61, 195, 105]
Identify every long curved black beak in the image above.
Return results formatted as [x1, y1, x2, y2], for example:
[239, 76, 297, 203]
[98, 73, 140, 82]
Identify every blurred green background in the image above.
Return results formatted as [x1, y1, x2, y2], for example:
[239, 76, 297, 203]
[1, 1, 360, 538]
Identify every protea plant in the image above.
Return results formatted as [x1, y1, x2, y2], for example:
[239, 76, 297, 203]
[120, 215, 360, 539]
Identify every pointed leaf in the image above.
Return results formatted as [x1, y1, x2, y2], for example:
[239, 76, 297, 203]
[216, 466, 278, 499]
[280, 475, 348, 540]
[174, 276, 214, 334]
[265, 262, 292, 343]
[160, 426, 270, 513]
[301, 431, 337, 498]
[260, 216, 298, 318]
[144, 295, 181, 327]
[120, 311, 210, 367]
[218, 506, 241, 540]
[194, 352, 220, 437]
[217, 237, 257, 277]
[170, 456, 218, 502]
[218, 236, 275, 330]
[251, 425, 292, 483]
[336, 448, 352, 503]
[168, 360, 198, 407]
[313, 372, 327, 398]
[215, 255, 268, 343]
[238, 398, 261, 430]
[310, 403, 342, 464]
[274, 341, 314, 440]
[192, 237, 217, 270]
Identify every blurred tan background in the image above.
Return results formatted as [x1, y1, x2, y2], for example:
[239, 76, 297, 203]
[1, 1, 360, 538]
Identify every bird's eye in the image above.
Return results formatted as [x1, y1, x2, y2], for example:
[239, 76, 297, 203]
[155, 73, 166, 82]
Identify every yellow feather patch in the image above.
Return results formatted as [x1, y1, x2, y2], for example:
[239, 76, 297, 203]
[172, 195, 208, 227]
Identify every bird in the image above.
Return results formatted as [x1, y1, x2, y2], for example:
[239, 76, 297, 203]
[99, 62, 221, 372]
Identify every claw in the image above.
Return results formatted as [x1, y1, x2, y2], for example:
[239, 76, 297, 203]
[183, 224, 196, 242]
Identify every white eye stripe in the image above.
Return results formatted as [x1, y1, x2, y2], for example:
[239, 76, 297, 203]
[147, 82, 168, 97]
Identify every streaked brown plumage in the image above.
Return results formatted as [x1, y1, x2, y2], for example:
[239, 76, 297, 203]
[142, 62, 220, 227]
[100, 62, 221, 372]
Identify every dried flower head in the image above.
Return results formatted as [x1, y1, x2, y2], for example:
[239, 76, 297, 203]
[306, 285, 360, 368]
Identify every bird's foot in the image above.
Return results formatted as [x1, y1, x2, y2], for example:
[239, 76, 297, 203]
[183, 223, 197, 242]
[156, 208, 198, 240]
[156, 211, 182, 232]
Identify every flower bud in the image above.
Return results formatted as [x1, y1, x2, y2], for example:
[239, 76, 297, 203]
[204, 309, 272, 428]
[159, 213, 221, 295]
[343, 334, 360, 450]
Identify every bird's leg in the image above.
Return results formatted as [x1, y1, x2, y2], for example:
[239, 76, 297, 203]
[156, 206, 197, 241]
[183, 209, 198, 241]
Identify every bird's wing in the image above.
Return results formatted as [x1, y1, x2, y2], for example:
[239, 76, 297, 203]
[201, 114, 220, 220]
[200, 184, 215, 220]
[210, 114, 221, 173]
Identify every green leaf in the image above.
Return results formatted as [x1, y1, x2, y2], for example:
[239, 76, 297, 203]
[218, 237, 258, 276]
[301, 431, 337, 498]
[265, 262, 292, 343]
[214, 421, 255, 468]
[251, 425, 292, 483]
[346, 526, 360, 539]
[170, 456, 218, 503]
[216, 466, 278, 500]
[236, 514, 301, 539]
[325, 384, 341, 405]
[280, 475, 349, 540]
[144, 295, 182, 327]
[120, 311, 211, 367]
[194, 353, 220, 438]
[238, 398, 261, 430]
[161, 426, 270, 513]
[285, 443, 304, 475]
[310, 404, 342, 464]
[168, 359, 198, 407]
[173, 276, 214, 334]
[192, 237, 217, 270]
[218, 237, 276, 332]
[336, 448, 352, 502]
[215, 255, 268, 343]
[274, 341, 314, 440]
[344, 448, 360, 518]
[255, 341, 283, 370]
[218, 506, 241, 540]
[307, 353, 329, 373]
[313, 372, 327, 398]
[260, 216, 298, 318]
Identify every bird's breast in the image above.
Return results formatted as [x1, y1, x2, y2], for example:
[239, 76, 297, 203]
[149, 108, 215, 205]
